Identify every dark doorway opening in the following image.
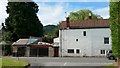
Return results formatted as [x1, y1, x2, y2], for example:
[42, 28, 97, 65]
[54, 47, 59, 57]
[38, 48, 48, 57]
[30, 48, 48, 57]
[30, 48, 37, 57]
[17, 47, 26, 57]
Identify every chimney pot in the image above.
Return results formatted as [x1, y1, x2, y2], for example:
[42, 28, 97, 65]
[66, 17, 70, 28]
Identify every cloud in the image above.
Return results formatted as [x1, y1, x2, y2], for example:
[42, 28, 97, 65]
[37, 3, 67, 26]
[0, 0, 8, 26]
[36, 3, 110, 26]
[93, 6, 110, 19]
[0, 1, 67, 26]
[0, 1, 110, 26]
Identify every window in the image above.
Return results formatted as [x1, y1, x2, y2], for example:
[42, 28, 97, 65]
[76, 39, 78, 42]
[76, 49, 80, 53]
[104, 37, 109, 44]
[100, 50, 105, 54]
[68, 49, 74, 53]
[83, 31, 86, 36]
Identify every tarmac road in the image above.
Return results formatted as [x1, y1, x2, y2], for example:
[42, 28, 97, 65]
[15, 57, 114, 68]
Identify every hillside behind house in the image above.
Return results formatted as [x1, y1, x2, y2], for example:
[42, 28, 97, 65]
[43, 25, 59, 43]
[43, 25, 59, 37]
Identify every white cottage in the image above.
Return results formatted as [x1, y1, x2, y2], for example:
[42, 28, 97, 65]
[59, 17, 111, 57]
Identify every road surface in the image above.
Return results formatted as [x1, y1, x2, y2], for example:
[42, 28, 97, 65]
[13, 57, 114, 68]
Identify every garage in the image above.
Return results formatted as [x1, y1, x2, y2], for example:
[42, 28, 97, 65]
[29, 44, 54, 57]
[30, 48, 48, 57]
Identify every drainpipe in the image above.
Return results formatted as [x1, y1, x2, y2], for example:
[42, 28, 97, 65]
[60, 30, 62, 57]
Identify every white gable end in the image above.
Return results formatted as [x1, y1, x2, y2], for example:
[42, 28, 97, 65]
[59, 28, 111, 57]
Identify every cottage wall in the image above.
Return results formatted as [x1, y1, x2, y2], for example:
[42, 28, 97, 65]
[59, 28, 111, 57]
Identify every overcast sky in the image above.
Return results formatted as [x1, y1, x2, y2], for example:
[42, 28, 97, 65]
[0, 0, 109, 27]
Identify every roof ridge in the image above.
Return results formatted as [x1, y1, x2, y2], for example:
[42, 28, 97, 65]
[60, 19, 109, 29]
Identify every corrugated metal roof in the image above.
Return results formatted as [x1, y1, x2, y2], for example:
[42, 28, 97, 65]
[27, 39, 38, 45]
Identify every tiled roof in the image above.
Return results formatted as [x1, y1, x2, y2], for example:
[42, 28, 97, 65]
[60, 19, 109, 29]
[12, 39, 28, 45]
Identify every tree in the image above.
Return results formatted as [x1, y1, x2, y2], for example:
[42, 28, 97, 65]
[69, 9, 103, 20]
[43, 25, 59, 43]
[1, 23, 12, 56]
[5, 2, 43, 39]
[110, 1, 120, 67]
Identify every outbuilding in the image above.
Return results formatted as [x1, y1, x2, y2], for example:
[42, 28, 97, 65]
[12, 38, 54, 57]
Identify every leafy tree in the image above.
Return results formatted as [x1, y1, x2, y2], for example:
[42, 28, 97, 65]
[42, 36, 54, 44]
[110, 2, 120, 59]
[3, 2, 43, 55]
[69, 9, 103, 20]
[43, 25, 59, 43]
[5, 2, 43, 39]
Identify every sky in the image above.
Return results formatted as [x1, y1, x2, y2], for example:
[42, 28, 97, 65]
[0, 0, 110, 26]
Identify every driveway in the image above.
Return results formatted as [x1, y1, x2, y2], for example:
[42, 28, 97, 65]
[12, 57, 114, 68]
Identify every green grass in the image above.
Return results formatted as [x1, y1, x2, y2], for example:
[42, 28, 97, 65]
[105, 64, 114, 68]
[0, 58, 29, 68]
[0, 58, 2, 67]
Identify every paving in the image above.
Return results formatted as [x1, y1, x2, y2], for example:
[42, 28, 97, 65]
[11, 57, 114, 68]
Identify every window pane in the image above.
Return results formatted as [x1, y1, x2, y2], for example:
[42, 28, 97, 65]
[68, 49, 74, 53]
[76, 49, 79, 53]
[76, 39, 78, 42]
[83, 31, 86, 36]
[104, 37, 109, 44]
[100, 50, 105, 54]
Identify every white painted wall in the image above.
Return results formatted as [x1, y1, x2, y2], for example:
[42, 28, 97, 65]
[53, 37, 60, 46]
[59, 28, 111, 57]
[90, 28, 111, 56]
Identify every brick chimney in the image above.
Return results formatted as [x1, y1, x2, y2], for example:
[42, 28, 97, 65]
[66, 17, 70, 28]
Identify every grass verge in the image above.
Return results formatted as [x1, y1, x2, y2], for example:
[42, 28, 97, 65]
[0, 58, 29, 68]
[0, 58, 2, 67]
[105, 64, 114, 68]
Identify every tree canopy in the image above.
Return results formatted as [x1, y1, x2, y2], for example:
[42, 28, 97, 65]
[5, 2, 43, 40]
[42, 25, 59, 43]
[110, 1, 120, 58]
[69, 9, 103, 20]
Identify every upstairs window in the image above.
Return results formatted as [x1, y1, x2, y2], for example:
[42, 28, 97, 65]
[104, 37, 109, 44]
[76, 39, 78, 42]
[83, 31, 86, 36]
